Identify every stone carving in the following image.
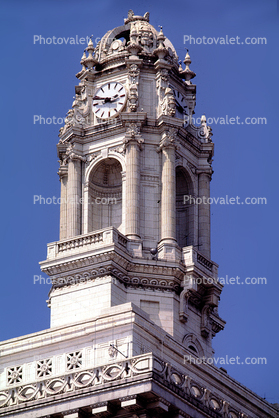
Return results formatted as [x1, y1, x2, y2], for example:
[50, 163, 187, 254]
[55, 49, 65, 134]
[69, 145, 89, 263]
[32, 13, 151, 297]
[7, 367, 23, 385]
[0, 353, 250, 418]
[128, 63, 140, 81]
[156, 68, 169, 115]
[108, 345, 117, 359]
[124, 10, 150, 24]
[179, 288, 191, 323]
[66, 351, 82, 370]
[158, 128, 179, 151]
[59, 109, 75, 138]
[127, 64, 139, 112]
[161, 87, 176, 117]
[138, 22, 154, 52]
[154, 27, 168, 61]
[72, 86, 90, 124]
[36, 359, 52, 378]
[63, 144, 87, 164]
[109, 145, 125, 156]
[128, 83, 138, 112]
[85, 152, 99, 166]
[59, 85, 91, 139]
[123, 123, 144, 149]
[127, 23, 143, 57]
[201, 304, 213, 338]
[198, 115, 213, 143]
[126, 123, 139, 138]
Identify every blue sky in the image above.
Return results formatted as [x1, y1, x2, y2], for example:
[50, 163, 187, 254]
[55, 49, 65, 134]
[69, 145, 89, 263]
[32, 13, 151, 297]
[0, 0, 278, 405]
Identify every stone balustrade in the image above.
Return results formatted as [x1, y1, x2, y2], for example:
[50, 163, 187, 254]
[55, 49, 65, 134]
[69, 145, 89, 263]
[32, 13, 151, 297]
[46, 227, 128, 260]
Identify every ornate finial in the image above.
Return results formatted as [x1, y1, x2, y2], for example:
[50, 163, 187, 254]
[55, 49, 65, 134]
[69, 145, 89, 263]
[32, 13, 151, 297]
[154, 25, 168, 60]
[80, 51, 87, 71]
[124, 10, 150, 24]
[179, 49, 196, 83]
[184, 49, 191, 66]
[84, 38, 97, 69]
[157, 25, 165, 40]
[143, 12, 150, 21]
[127, 22, 143, 56]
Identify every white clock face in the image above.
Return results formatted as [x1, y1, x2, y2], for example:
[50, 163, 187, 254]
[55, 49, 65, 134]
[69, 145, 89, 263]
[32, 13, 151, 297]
[171, 87, 188, 115]
[92, 82, 127, 119]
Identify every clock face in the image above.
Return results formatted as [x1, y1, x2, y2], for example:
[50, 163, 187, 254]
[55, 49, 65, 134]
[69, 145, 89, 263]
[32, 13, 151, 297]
[171, 87, 188, 115]
[92, 82, 127, 119]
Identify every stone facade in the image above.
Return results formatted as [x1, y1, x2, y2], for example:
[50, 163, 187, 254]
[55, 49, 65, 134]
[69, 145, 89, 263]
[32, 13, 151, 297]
[0, 10, 278, 418]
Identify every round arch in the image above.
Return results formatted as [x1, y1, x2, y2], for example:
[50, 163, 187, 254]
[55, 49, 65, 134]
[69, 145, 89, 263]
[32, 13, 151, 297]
[85, 156, 124, 234]
[176, 165, 195, 248]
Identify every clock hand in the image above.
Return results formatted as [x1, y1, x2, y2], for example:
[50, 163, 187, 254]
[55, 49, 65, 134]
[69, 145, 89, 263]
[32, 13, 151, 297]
[110, 95, 121, 103]
[102, 94, 119, 103]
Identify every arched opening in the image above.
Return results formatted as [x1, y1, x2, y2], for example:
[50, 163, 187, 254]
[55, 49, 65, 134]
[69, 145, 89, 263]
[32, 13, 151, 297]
[176, 166, 194, 248]
[88, 158, 122, 232]
[182, 334, 204, 358]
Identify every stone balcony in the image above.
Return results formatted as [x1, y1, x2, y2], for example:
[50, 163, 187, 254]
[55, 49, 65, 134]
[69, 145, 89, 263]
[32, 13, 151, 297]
[46, 227, 128, 260]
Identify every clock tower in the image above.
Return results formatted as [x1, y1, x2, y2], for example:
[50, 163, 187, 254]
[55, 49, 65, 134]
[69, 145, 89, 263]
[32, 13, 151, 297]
[0, 10, 277, 418]
[42, 9, 223, 356]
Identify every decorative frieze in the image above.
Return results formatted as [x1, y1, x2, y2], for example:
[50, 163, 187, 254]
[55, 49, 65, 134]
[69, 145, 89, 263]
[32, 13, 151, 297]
[0, 353, 251, 418]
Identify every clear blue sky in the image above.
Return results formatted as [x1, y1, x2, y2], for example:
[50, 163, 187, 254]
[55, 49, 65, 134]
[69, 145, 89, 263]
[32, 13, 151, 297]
[0, 0, 278, 405]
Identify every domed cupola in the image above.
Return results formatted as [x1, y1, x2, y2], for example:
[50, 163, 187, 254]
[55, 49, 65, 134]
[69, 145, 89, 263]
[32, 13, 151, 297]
[82, 10, 179, 72]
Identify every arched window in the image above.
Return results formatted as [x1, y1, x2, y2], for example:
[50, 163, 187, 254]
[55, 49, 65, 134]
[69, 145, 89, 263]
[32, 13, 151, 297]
[176, 166, 194, 248]
[88, 158, 122, 232]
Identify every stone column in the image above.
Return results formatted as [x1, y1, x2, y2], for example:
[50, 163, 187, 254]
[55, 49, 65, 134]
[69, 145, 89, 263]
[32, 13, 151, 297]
[124, 124, 143, 239]
[159, 129, 178, 244]
[67, 158, 82, 238]
[59, 172, 68, 240]
[157, 128, 180, 262]
[198, 171, 211, 259]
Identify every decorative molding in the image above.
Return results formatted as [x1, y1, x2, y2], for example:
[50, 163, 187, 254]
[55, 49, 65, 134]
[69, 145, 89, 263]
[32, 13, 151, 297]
[0, 353, 251, 418]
